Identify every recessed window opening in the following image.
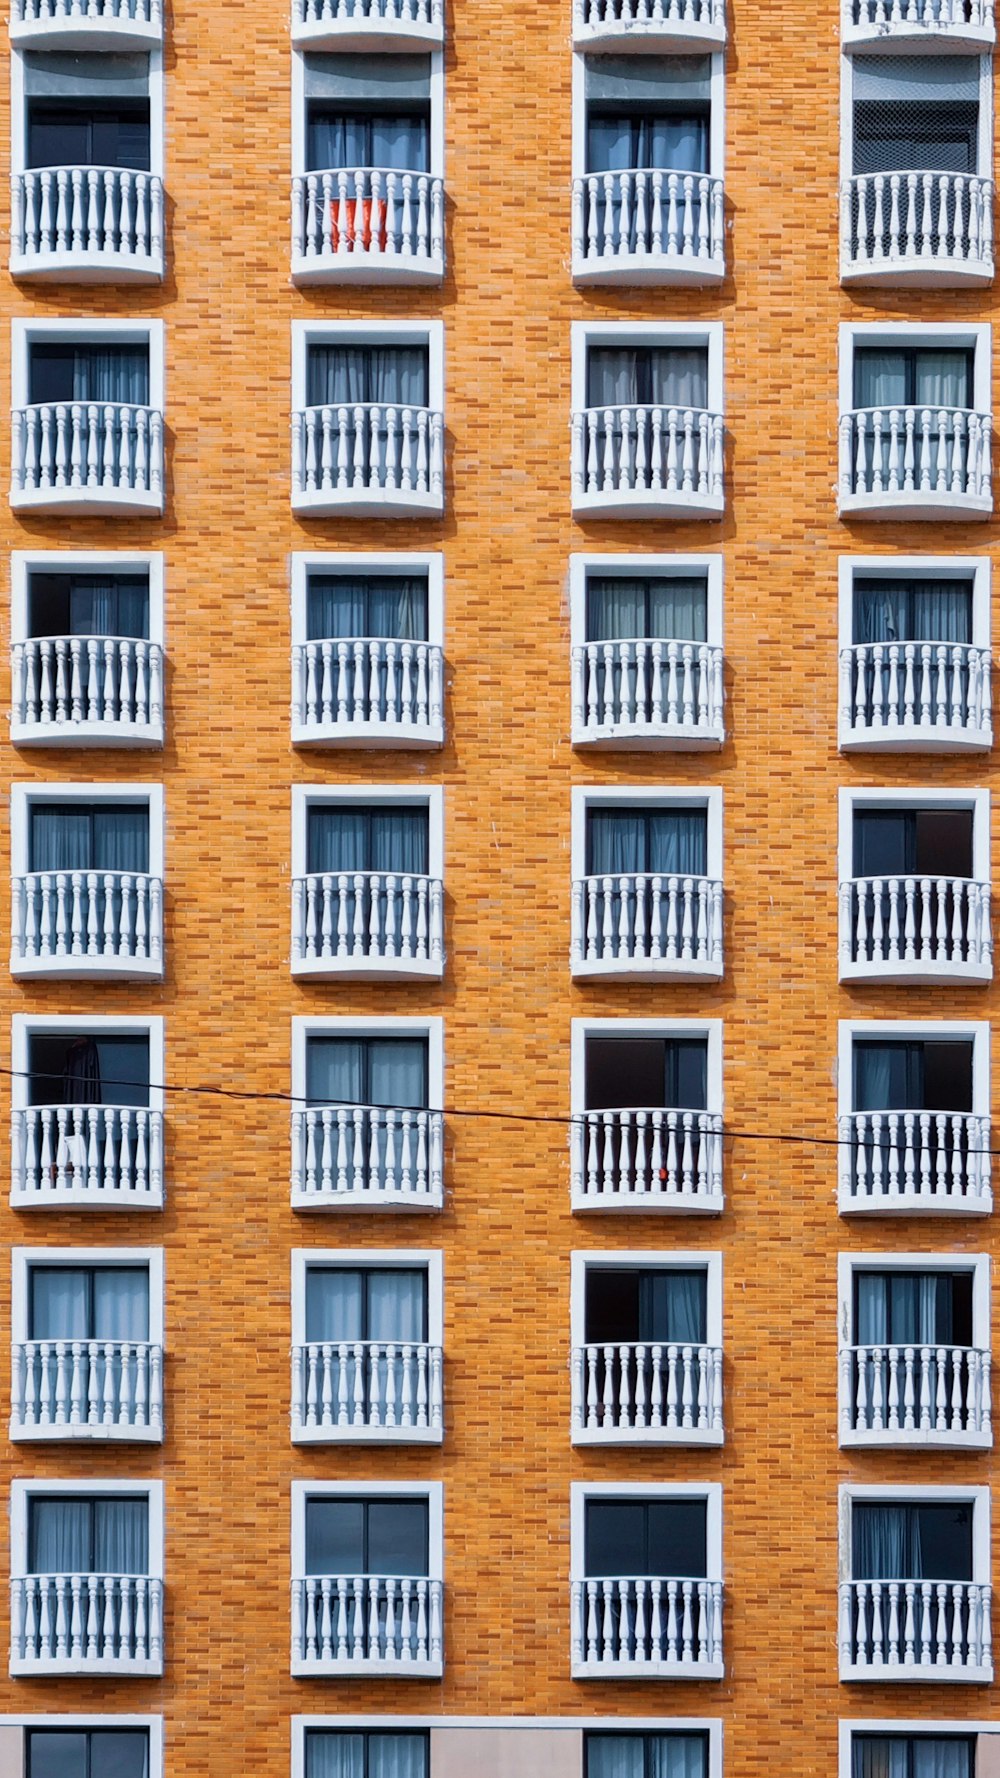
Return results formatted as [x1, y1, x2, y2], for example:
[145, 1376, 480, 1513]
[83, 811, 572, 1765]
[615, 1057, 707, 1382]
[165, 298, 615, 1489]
[27, 1728, 151, 1778]
[28, 1493, 149, 1574]
[585, 1731, 710, 1778]
[305, 1730, 429, 1778]
[306, 342, 429, 409]
[305, 805, 429, 876]
[851, 1500, 973, 1580]
[305, 1496, 429, 1575]
[853, 347, 974, 412]
[306, 1033, 428, 1109]
[27, 1030, 151, 1108]
[24, 51, 151, 172]
[585, 55, 710, 176]
[586, 572, 708, 643]
[853, 1038, 974, 1112]
[305, 1265, 428, 1343]
[853, 1269, 974, 1347]
[28, 570, 150, 640]
[585, 1265, 708, 1344]
[853, 576, 973, 645]
[851, 1735, 974, 1778]
[585, 1496, 707, 1577]
[587, 344, 708, 410]
[585, 805, 708, 876]
[304, 53, 431, 173]
[28, 342, 150, 408]
[28, 1263, 150, 1342]
[852, 57, 980, 175]
[28, 802, 150, 874]
[852, 806, 973, 878]
[585, 1034, 708, 1110]
[306, 571, 429, 642]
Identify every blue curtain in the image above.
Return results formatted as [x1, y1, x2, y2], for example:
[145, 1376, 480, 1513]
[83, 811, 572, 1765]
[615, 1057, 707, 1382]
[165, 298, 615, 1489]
[27, 1731, 149, 1778]
[307, 111, 429, 172]
[305, 1733, 428, 1778]
[30, 1497, 148, 1574]
[853, 349, 972, 410]
[587, 113, 708, 174]
[306, 1037, 427, 1109]
[587, 347, 708, 409]
[853, 580, 972, 645]
[29, 806, 149, 874]
[853, 1504, 923, 1580]
[587, 1735, 707, 1778]
[853, 1042, 923, 1112]
[306, 808, 429, 875]
[586, 576, 707, 643]
[587, 808, 707, 875]
[856, 1272, 943, 1346]
[29, 345, 150, 407]
[638, 1270, 707, 1342]
[307, 346, 429, 408]
[29, 1267, 149, 1341]
[305, 1268, 426, 1342]
[307, 575, 428, 642]
[853, 1741, 971, 1778]
[69, 576, 149, 640]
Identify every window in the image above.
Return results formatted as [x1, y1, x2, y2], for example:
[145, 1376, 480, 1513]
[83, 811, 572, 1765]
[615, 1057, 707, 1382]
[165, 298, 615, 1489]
[29, 801, 150, 874]
[27, 570, 150, 641]
[585, 1264, 708, 1344]
[12, 321, 164, 413]
[587, 1030, 708, 1110]
[848, 56, 986, 178]
[306, 804, 428, 877]
[584, 57, 712, 179]
[28, 1263, 149, 1341]
[291, 787, 444, 976]
[851, 1737, 973, 1778]
[27, 1728, 151, 1778]
[571, 787, 723, 976]
[302, 53, 432, 173]
[304, 1731, 429, 1778]
[585, 1732, 710, 1778]
[29, 1493, 150, 1574]
[306, 1264, 427, 1342]
[853, 1033, 973, 1111]
[844, 791, 987, 881]
[27, 1026, 151, 1108]
[14, 50, 161, 176]
[291, 1017, 444, 1205]
[306, 1495, 429, 1576]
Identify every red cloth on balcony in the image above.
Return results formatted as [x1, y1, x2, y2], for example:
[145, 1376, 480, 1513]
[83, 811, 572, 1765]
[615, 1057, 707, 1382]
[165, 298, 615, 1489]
[330, 197, 388, 252]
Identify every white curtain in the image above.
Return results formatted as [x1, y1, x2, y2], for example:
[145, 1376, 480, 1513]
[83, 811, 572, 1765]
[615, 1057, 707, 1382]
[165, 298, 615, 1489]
[29, 1496, 148, 1574]
[586, 575, 708, 643]
[587, 1734, 708, 1778]
[30, 1266, 149, 1340]
[304, 1268, 426, 1342]
[306, 1734, 427, 1778]
[587, 347, 708, 410]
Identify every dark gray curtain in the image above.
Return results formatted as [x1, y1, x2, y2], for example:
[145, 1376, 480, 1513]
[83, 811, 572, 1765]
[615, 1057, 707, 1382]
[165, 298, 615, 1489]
[306, 808, 429, 875]
[586, 576, 707, 643]
[587, 114, 708, 173]
[307, 112, 429, 172]
[587, 347, 708, 409]
[853, 580, 972, 645]
[307, 346, 428, 408]
[27, 1730, 150, 1778]
[853, 349, 972, 411]
[587, 808, 707, 875]
[853, 1041, 923, 1112]
[29, 806, 149, 874]
[306, 575, 428, 642]
[638, 1270, 707, 1342]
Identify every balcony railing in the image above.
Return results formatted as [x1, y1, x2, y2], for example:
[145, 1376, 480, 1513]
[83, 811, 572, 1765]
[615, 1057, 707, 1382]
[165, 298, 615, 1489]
[291, 1574, 443, 1675]
[292, 871, 444, 978]
[11, 872, 164, 978]
[10, 1574, 163, 1675]
[11, 1341, 163, 1441]
[291, 0, 443, 50]
[572, 0, 726, 51]
[12, 637, 164, 747]
[841, 174, 994, 289]
[571, 1342, 723, 1443]
[291, 404, 444, 516]
[572, 639, 724, 748]
[838, 407, 992, 520]
[839, 1579, 992, 1682]
[838, 1111, 992, 1215]
[11, 403, 164, 514]
[571, 874, 723, 978]
[291, 1340, 443, 1441]
[11, 1105, 164, 1208]
[292, 638, 444, 747]
[11, 170, 164, 283]
[571, 1108, 724, 1212]
[842, 0, 994, 51]
[571, 1576, 724, 1678]
[292, 171, 444, 285]
[571, 405, 725, 517]
[572, 172, 725, 285]
[839, 642, 992, 752]
[838, 876, 992, 981]
[840, 1344, 991, 1447]
[291, 1104, 444, 1209]
[10, 0, 162, 48]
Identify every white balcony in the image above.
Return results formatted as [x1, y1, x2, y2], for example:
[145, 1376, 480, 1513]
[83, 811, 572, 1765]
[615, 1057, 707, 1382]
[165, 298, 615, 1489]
[11, 872, 164, 978]
[291, 1574, 443, 1676]
[292, 171, 444, 285]
[291, 0, 443, 51]
[571, 1342, 723, 1443]
[10, 0, 162, 49]
[12, 637, 164, 748]
[838, 407, 992, 520]
[571, 873, 723, 978]
[840, 1343, 991, 1448]
[841, 174, 994, 289]
[11, 170, 164, 284]
[839, 1579, 992, 1682]
[842, 0, 994, 53]
[571, 1108, 724, 1213]
[571, 1576, 724, 1679]
[572, 405, 724, 518]
[839, 642, 992, 752]
[572, 0, 726, 52]
[11, 1340, 163, 1441]
[11, 1105, 164, 1210]
[292, 871, 444, 978]
[11, 403, 164, 514]
[10, 1573, 163, 1676]
[292, 638, 443, 748]
[291, 1104, 444, 1209]
[291, 404, 444, 516]
[839, 876, 992, 981]
[572, 639, 724, 749]
[291, 1340, 443, 1441]
[838, 1110, 992, 1216]
[572, 172, 724, 286]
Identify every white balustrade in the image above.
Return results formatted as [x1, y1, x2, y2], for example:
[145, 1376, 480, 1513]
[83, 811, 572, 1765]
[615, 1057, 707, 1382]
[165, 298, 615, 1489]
[841, 1343, 990, 1442]
[571, 874, 724, 975]
[291, 871, 444, 975]
[573, 172, 724, 281]
[571, 405, 724, 513]
[571, 1576, 724, 1675]
[11, 1340, 163, 1438]
[12, 637, 164, 741]
[571, 1342, 722, 1440]
[291, 1574, 443, 1673]
[11, 169, 164, 276]
[840, 643, 991, 748]
[838, 408, 992, 515]
[572, 0, 726, 42]
[10, 0, 161, 40]
[11, 404, 164, 510]
[292, 637, 443, 743]
[839, 1111, 991, 1213]
[841, 174, 994, 283]
[291, 1104, 444, 1206]
[291, 1340, 443, 1438]
[839, 1578, 992, 1678]
[11, 873, 164, 975]
[293, 170, 444, 278]
[839, 876, 992, 979]
[572, 639, 724, 745]
[291, 404, 444, 513]
[292, 0, 442, 38]
[844, 0, 993, 40]
[11, 1105, 164, 1206]
[10, 1574, 163, 1672]
[571, 1108, 723, 1208]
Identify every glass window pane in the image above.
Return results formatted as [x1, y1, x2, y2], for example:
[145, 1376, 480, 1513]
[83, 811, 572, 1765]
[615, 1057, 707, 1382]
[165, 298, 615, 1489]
[366, 1499, 429, 1575]
[306, 1498, 365, 1574]
[27, 1732, 89, 1778]
[90, 1732, 150, 1778]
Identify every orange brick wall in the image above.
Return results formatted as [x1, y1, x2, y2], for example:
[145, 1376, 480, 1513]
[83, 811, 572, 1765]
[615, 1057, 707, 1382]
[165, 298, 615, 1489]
[0, 0, 995, 1770]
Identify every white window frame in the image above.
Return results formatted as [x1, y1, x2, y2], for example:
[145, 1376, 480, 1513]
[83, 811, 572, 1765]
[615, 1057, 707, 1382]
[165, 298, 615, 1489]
[0, 1718, 163, 1778]
[291, 1719, 724, 1778]
[290, 551, 443, 653]
[12, 1246, 165, 1351]
[290, 48, 445, 181]
[11, 1013, 165, 1115]
[10, 782, 165, 882]
[839, 322, 992, 418]
[11, 1478, 165, 1581]
[291, 784, 443, 882]
[571, 785, 723, 881]
[570, 552, 723, 651]
[10, 47, 165, 180]
[838, 53, 994, 186]
[838, 1721, 999, 1778]
[838, 786, 991, 885]
[572, 320, 724, 416]
[292, 1248, 443, 1348]
[837, 554, 989, 655]
[11, 550, 165, 651]
[292, 319, 444, 415]
[11, 318, 166, 412]
[291, 1479, 444, 1577]
[571, 51, 726, 186]
[839, 1483, 990, 1589]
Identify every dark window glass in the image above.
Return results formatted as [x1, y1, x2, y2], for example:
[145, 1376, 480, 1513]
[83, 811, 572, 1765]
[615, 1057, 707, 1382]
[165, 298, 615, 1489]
[304, 1496, 429, 1576]
[27, 1730, 150, 1778]
[585, 1732, 710, 1778]
[27, 102, 151, 171]
[28, 803, 150, 874]
[584, 1035, 708, 1111]
[305, 806, 429, 876]
[584, 1497, 707, 1578]
[305, 1267, 428, 1343]
[305, 1730, 429, 1778]
[853, 1270, 974, 1347]
[852, 1039, 974, 1113]
[852, 807, 974, 879]
[585, 1267, 708, 1344]
[853, 100, 978, 176]
[28, 572, 150, 641]
[28, 344, 150, 407]
[852, 1501, 973, 1581]
[27, 1031, 151, 1109]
